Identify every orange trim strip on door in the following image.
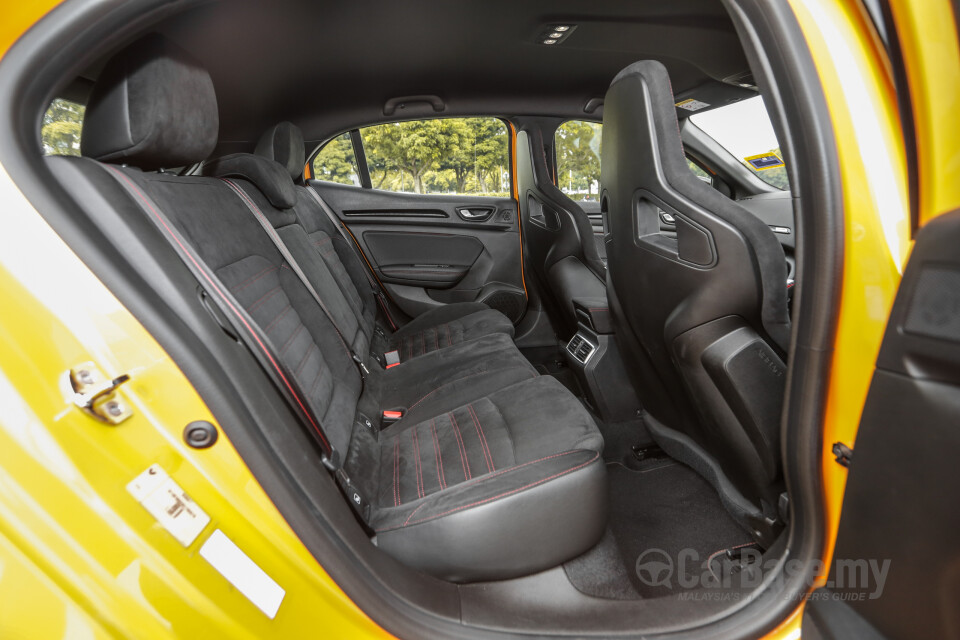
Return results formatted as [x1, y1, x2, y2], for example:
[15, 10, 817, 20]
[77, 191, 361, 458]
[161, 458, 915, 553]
[508, 121, 528, 299]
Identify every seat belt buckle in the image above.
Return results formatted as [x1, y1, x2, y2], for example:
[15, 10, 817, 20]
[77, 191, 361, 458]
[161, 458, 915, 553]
[382, 410, 403, 426]
[384, 350, 401, 369]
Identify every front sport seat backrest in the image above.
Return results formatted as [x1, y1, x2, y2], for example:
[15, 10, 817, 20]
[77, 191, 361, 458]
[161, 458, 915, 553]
[601, 60, 791, 533]
[516, 125, 606, 332]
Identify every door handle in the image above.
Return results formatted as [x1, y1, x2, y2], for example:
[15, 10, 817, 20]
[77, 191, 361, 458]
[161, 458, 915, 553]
[457, 206, 495, 221]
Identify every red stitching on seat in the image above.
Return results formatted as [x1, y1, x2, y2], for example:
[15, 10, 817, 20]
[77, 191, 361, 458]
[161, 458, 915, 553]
[393, 440, 401, 506]
[393, 451, 600, 528]
[433, 327, 439, 352]
[445, 324, 452, 346]
[468, 404, 494, 473]
[294, 343, 317, 376]
[307, 366, 325, 396]
[230, 265, 278, 293]
[412, 426, 424, 499]
[449, 411, 471, 481]
[431, 418, 446, 490]
[262, 304, 292, 334]
[420, 330, 426, 356]
[105, 167, 331, 452]
[279, 324, 304, 354]
[247, 283, 282, 312]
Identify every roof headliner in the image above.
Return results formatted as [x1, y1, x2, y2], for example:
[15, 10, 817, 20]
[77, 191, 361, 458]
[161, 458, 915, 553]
[154, 0, 752, 152]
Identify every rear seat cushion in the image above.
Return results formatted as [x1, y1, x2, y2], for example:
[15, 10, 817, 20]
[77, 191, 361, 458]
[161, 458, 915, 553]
[386, 301, 515, 361]
[368, 376, 605, 582]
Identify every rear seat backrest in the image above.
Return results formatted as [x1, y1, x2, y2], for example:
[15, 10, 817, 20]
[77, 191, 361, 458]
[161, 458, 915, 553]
[52, 34, 609, 583]
[74, 36, 364, 455]
[204, 153, 372, 357]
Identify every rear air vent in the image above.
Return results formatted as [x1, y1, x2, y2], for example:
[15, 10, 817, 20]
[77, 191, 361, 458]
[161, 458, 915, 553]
[567, 333, 597, 364]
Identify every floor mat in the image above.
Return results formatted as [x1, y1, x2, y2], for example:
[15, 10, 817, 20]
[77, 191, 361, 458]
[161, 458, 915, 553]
[564, 458, 755, 600]
[606, 460, 754, 598]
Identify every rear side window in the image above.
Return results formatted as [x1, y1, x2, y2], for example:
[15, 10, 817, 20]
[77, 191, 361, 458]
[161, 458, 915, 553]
[311, 118, 509, 196]
[555, 120, 602, 203]
[361, 118, 508, 196]
[555, 121, 710, 200]
[42, 98, 85, 156]
[311, 132, 361, 186]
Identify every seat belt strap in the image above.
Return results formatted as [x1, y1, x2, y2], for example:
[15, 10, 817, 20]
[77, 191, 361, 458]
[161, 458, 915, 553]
[100, 165, 370, 519]
[221, 178, 369, 379]
[303, 184, 398, 330]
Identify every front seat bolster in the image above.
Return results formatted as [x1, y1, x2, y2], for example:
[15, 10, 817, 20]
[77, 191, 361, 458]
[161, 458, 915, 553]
[373, 450, 606, 582]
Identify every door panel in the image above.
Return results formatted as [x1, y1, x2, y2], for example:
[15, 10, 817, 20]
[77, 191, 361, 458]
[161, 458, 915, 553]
[802, 210, 960, 640]
[310, 181, 526, 321]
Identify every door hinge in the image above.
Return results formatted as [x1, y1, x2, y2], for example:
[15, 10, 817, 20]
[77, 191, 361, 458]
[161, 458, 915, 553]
[832, 441, 853, 467]
[67, 362, 133, 425]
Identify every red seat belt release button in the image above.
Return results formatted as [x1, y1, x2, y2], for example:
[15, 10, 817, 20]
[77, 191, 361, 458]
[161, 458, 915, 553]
[382, 410, 403, 425]
[384, 350, 401, 369]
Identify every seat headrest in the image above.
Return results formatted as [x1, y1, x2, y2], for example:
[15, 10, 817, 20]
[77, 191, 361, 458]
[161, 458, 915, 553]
[81, 34, 218, 170]
[255, 122, 305, 180]
[203, 154, 298, 209]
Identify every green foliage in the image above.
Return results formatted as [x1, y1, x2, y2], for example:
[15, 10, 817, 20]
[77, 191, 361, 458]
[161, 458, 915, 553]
[555, 121, 602, 200]
[312, 133, 360, 185]
[312, 118, 508, 196]
[687, 159, 711, 182]
[42, 98, 85, 156]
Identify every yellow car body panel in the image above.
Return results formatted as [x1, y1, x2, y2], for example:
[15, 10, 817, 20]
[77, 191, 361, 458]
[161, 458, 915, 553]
[1, 0, 954, 638]
[0, 7, 391, 638]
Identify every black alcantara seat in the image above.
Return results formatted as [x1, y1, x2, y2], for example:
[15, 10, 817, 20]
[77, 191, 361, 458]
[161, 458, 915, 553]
[254, 121, 517, 364]
[601, 60, 791, 543]
[50, 34, 607, 581]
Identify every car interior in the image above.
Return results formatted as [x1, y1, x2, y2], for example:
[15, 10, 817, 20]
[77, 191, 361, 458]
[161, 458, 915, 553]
[15, 0, 831, 636]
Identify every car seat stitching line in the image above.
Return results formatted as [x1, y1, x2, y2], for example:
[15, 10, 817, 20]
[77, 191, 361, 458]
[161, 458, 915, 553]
[103, 167, 332, 451]
[230, 264, 278, 293]
[384, 451, 600, 530]
[279, 324, 304, 354]
[262, 304, 292, 334]
[431, 418, 446, 490]
[393, 439, 400, 507]
[449, 411, 471, 481]
[406, 370, 498, 412]
[468, 403, 494, 473]
[246, 283, 282, 312]
[412, 426, 424, 499]
[294, 343, 317, 376]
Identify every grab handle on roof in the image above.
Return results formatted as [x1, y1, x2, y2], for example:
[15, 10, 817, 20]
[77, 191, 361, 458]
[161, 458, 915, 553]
[383, 95, 446, 116]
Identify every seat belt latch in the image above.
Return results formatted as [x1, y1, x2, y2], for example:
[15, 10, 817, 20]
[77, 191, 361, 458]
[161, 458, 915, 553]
[382, 410, 403, 426]
[384, 350, 401, 369]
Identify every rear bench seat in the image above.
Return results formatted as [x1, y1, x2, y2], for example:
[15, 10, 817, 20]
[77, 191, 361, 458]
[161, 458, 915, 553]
[255, 120, 516, 364]
[49, 34, 606, 582]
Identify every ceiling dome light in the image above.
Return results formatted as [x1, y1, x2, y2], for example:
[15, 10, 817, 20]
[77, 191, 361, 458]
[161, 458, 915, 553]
[549, 32, 563, 38]
[543, 39, 557, 44]
[554, 25, 570, 31]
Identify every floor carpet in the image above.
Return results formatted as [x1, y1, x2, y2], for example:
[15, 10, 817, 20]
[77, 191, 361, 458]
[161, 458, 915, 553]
[564, 458, 755, 599]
